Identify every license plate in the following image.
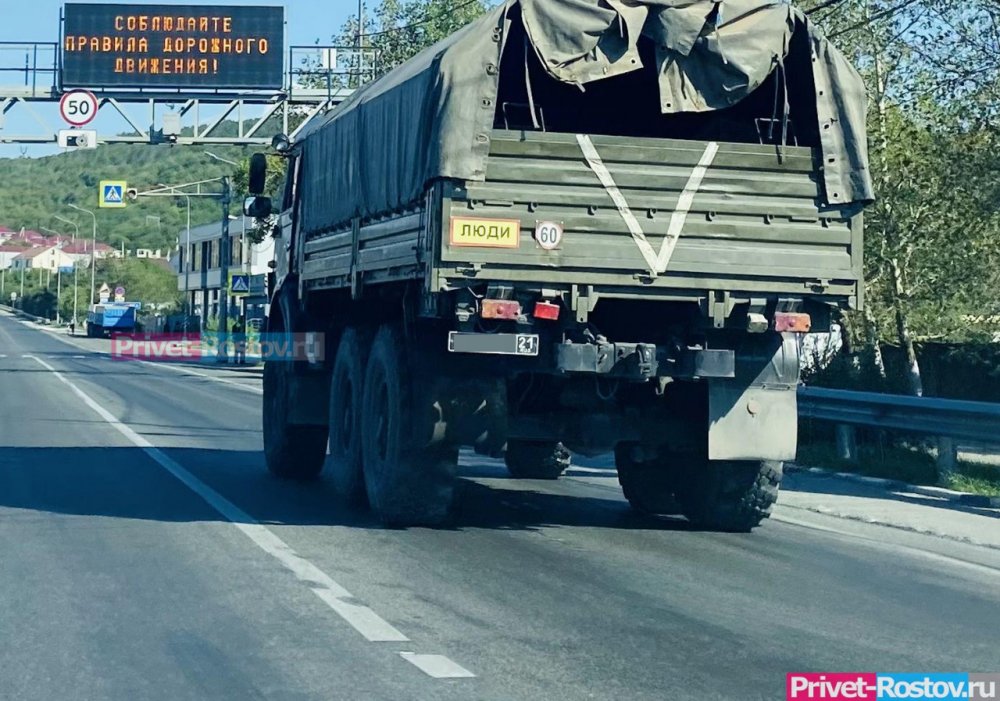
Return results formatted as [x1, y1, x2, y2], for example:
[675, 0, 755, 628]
[449, 217, 520, 248]
[448, 332, 539, 356]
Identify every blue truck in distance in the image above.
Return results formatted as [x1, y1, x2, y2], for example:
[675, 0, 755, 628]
[86, 302, 141, 337]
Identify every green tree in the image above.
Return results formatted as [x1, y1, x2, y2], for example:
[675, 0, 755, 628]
[804, 0, 1000, 395]
[230, 154, 288, 244]
[304, 0, 491, 88]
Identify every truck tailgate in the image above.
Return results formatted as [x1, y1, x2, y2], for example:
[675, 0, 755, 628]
[438, 130, 862, 303]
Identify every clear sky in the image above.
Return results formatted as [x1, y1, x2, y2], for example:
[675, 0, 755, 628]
[0, 1, 356, 158]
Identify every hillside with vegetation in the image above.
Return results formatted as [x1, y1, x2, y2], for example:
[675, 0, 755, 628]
[0, 139, 254, 253]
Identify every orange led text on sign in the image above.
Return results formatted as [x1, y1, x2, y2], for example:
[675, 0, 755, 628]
[62, 13, 271, 77]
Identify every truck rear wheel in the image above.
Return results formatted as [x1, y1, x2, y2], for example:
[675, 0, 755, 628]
[327, 327, 367, 503]
[504, 441, 570, 479]
[361, 324, 458, 526]
[263, 359, 329, 480]
[614, 444, 678, 514]
[674, 460, 782, 532]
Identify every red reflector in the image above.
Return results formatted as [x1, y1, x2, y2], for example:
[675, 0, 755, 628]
[774, 312, 811, 333]
[533, 301, 560, 320]
[481, 299, 521, 320]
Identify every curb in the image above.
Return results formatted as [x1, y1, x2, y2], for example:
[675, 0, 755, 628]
[787, 464, 1000, 508]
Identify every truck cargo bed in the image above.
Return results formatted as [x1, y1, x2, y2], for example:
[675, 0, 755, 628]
[302, 130, 862, 307]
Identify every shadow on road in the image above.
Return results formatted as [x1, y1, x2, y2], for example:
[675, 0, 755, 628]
[0, 445, 710, 533]
[5, 442, 988, 532]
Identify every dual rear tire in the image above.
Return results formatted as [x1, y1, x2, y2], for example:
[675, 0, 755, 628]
[358, 325, 458, 526]
[266, 322, 458, 526]
[615, 444, 782, 532]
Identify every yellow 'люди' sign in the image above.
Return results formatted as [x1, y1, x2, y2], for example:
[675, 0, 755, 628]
[449, 217, 521, 249]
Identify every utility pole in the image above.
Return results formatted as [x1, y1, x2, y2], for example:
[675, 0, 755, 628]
[68, 203, 97, 307]
[55, 215, 80, 325]
[218, 176, 232, 362]
[202, 153, 239, 363]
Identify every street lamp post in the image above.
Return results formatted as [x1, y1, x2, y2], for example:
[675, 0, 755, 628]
[68, 204, 97, 308]
[159, 184, 192, 322]
[204, 152, 240, 364]
[218, 177, 232, 362]
[41, 226, 66, 324]
[55, 215, 81, 325]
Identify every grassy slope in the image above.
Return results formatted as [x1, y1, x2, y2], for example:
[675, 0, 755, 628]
[1, 141, 251, 253]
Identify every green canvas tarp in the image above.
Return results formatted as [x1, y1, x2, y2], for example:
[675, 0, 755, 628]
[298, 0, 873, 235]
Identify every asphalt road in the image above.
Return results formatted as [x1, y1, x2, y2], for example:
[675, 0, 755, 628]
[1, 311, 999, 701]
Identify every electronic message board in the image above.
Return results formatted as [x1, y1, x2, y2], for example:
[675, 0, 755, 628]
[62, 4, 284, 90]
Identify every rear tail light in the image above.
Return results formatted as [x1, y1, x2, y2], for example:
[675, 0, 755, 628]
[774, 312, 811, 333]
[533, 301, 560, 320]
[481, 299, 521, 320]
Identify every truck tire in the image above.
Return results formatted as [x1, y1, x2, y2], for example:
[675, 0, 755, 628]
[504, 441, 570, 479]
[361, 324, 458, 526]
[327, 327, 367, 504]
[614, 443, 678, 515]
[263, 359, 329, 480]
[674, 460, 782, 532]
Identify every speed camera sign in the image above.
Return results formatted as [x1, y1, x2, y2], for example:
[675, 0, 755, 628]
[59, 90, 98, 127]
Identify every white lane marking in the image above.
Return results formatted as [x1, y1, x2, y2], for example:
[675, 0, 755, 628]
[566, 466, 616, 475]
[399, 653, 476, 679]
[145, 361, 263, 395]
[773, 512, 1000, 580]
[26, 354, 419, 649]
[73, 355, 86, 359]
[313, 588, 408, 642]
[0, 354, 6, 358]
[576, 134, 718, 275]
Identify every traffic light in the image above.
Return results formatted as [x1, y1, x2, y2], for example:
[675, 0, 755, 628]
[126, 188, 139, 202]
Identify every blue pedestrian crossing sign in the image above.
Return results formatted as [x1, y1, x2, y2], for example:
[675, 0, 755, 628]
[99, 180, 127, 208]
[230, 273, 250, 296]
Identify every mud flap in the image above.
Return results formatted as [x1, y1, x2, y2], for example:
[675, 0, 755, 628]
[707, 333, 799, 461]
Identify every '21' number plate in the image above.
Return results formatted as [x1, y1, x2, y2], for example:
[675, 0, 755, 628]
[515, 334, 539, 355]
[448, 332, 540, 356]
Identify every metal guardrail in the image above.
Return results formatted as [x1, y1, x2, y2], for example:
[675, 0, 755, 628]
[798, 386, 1000, 444]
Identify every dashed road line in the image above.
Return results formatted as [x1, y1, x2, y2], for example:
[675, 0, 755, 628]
[400, 652, 476, 679]
[27, 353, 472, 679]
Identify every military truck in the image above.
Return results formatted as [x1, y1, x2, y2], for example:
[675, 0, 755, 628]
[245, 0, 871, 530]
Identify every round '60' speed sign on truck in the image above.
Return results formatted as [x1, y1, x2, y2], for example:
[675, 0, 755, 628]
[59, 90, 99, 127]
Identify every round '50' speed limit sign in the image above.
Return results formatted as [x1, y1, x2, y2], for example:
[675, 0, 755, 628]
[59, 90, 99, 127]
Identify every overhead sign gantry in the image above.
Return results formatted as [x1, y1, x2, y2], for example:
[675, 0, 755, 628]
[0, 3, 377, 147]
